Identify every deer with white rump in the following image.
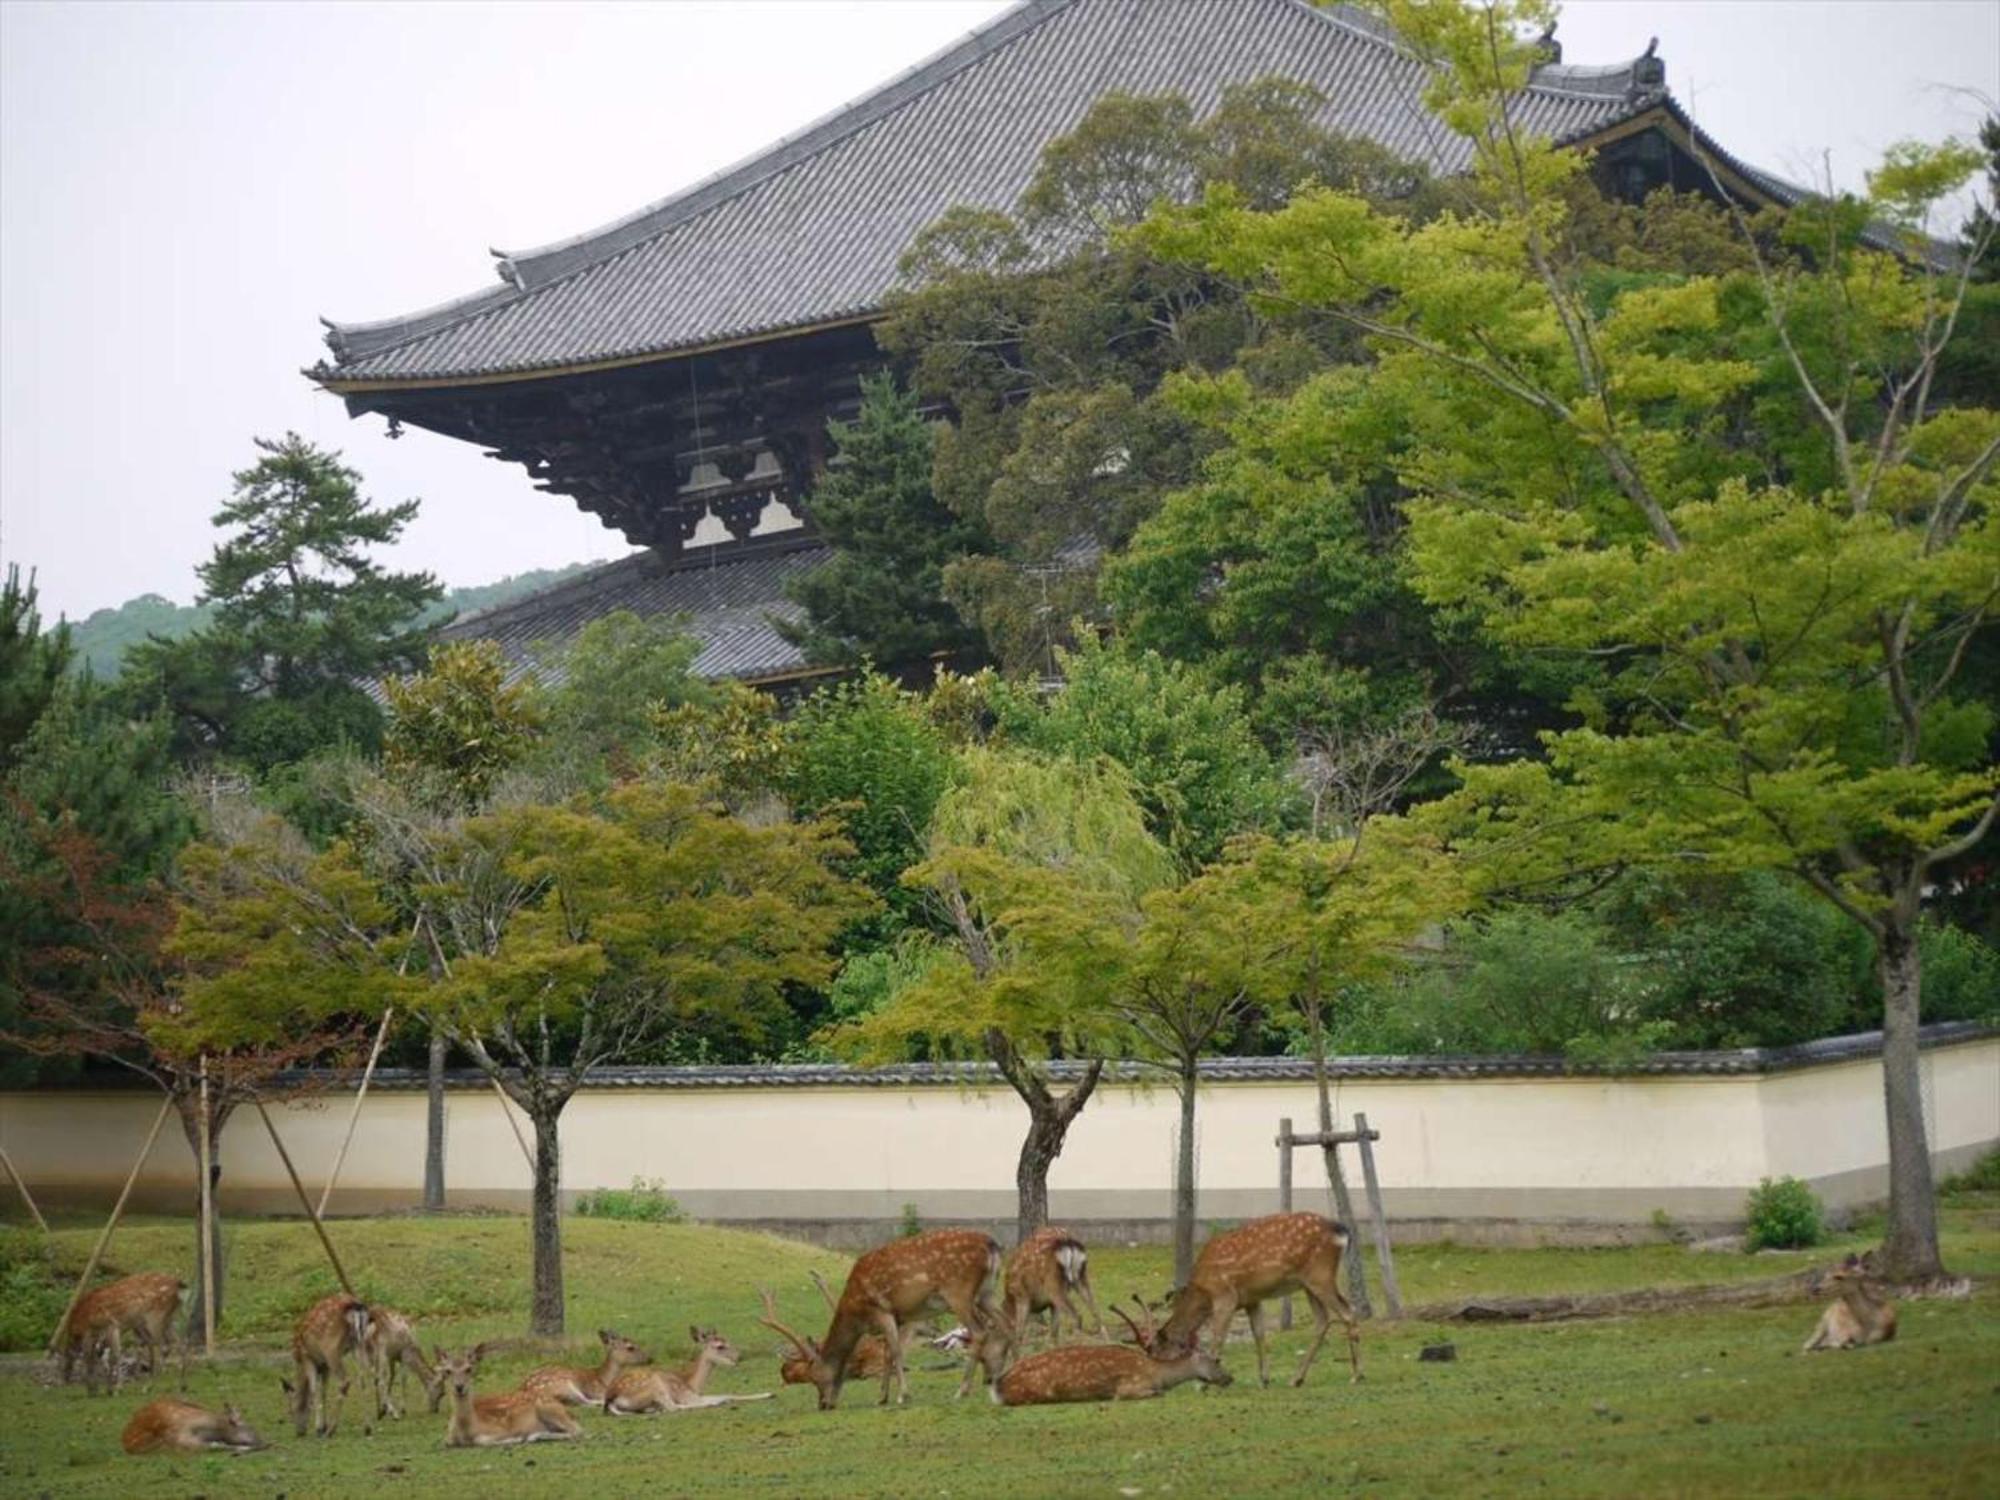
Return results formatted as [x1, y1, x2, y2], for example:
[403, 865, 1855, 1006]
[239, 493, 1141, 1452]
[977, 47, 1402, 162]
[1000, 1226, 1106, 1348]
[281, 1293, 373, 1437]
[1154, 1212, 1362, 1388]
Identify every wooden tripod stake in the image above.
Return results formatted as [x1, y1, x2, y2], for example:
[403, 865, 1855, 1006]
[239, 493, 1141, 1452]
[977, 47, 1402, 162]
[1275, 1115, 1402, 1321]
[254, 1098, 356, 1298]
[316, 1007, 395, 1219]
[198, 1058, 216, 1356]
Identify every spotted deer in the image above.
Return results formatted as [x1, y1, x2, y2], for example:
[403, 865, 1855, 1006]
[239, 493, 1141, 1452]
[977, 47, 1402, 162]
[281, 1293, 372, 1437]
[518, 1328, 651, 1406]
[1154, 1212, 1362, 1388]
[120, 1397, 267, 1455]
[800, 1228, 1005, 1409]
[435, 1346, 582, 1448]
[603, 1326, 774, 1413]
[760, 1287, 899, 1389]
[365, 1305, 442, 1419]
[994, 1302, 1231, 1406]
[1000, 1227, 1105, 1349]
[1803, 1254, 1898, 1352]
[58, 1272, 187, 1395]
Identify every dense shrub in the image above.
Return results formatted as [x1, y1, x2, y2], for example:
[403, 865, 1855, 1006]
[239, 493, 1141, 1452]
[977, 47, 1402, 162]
[0, 1229, 66, 1352]
[573, 1177, 685, 1224]
[1939, 1149, 2000, 1196]
[1744, 1176, 1824, 1250]
[1911, 922, 2000, 1025]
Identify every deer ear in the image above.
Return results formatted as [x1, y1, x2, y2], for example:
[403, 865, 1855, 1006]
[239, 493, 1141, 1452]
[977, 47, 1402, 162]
[690, 1325, 702, 1344]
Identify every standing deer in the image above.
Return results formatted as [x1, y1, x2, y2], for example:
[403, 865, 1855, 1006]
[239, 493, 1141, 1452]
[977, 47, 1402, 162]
[435, 1346, 583, 1448]
[603, 1326, 774, 1413]
[800, 1228, 1005, 1409]
[1803, 1254, 1898, 1351]
[120, 1397, 267, 1454]
[760, 1287, 900, 1389]
[281, 1293, 372, 1437]
[518, 1328, 651, 1406]
[994, 1303, 1230, 1406]
[1000, 1227, 1106, 1349]
[1154, 1212, 1362, 1388]
[57, 1272, 187, 1394]
[365, 1305, 443, 1419]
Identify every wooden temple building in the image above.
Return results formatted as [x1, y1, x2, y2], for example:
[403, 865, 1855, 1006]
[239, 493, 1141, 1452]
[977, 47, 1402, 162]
[310, 0, 1828, 687]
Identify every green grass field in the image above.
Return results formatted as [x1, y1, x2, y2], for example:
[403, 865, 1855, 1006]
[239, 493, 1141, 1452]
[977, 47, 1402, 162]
[1, 1200, 1995, 1498]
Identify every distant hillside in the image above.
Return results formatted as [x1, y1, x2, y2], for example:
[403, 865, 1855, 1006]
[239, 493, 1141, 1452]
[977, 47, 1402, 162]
[63, 562, 602, 678]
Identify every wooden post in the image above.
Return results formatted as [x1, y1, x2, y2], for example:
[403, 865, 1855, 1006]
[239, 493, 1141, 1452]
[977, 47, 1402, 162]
[1276, 1117, 1293, 1331]
[197, 1059, 216, 1356]
[254, 1099, 355, 1298]
[0, 1141, 49, 1234]
[1323, 1130, 1370, 1320]
[316, 1007, 394, 1220]
[1353, 1112, 1401, 1317]
[488, 1074, 535, 1173]
[47, 1094, 173, 1355]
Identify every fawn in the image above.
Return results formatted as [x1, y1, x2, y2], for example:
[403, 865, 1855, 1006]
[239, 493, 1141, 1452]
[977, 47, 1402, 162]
[281, 1293, 372, 1437]
[436, 1346, 583, 1447]
[121, 1397, 267, 1454]
[1000, 1227, 1106, 1349]
[365, 1305, 443, 1419]
[994, 1303, 1230, 1406]
[1154, 1212, 1362, 1388]
[603, 1326, 774, 1413]
[1803, 1254, 1898, 1351]
[57, 1272, 186, 1395]
[518, 1328, 651, 1406]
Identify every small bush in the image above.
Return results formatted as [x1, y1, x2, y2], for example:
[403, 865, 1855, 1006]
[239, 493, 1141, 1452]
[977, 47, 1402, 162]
[0, 1231, 68, 1352]
[898, 1202, 923, 1239]
[1744, 1176, 1824, 1250]
[1939, 1149, 2000, 1196]
[573, 1177, 684, 1224]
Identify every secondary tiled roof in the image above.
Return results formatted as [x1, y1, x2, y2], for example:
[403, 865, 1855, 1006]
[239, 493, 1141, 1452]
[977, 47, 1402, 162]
[437, 540, 834, 686]
[315, 0, 1669, 387]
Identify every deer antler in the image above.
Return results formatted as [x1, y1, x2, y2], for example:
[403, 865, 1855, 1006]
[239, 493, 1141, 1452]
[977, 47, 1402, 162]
[1112, 1304, 1150, 1351]
[757, 1288, 815, 1361]
[808, 1269, 839, 1314]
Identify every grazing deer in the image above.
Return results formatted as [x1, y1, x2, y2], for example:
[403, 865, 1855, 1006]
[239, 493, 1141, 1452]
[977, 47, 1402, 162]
[120, 1397, 267, 1454]
[1803, 1254, 1898, 1352]
[603, 1326, 774, 1413]
[518, 1328, 652, 1406]
[1155, 1212, 1362, 1389]
[435, 1346, 583, 1448]
[1001, 1227, 1106, 1348]
[281, 1293, 372, 1437]
[58, 1272, 187, 1394]
[994, 1303, 1230, 1406]
[800, 1229, 1006, 1409]
[761, 1287, 900, 1389]
[365, 1305, 443, 1419]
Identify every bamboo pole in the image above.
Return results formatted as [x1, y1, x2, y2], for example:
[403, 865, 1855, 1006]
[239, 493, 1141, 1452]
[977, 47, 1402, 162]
[1353, 1112, 1402, 1317]
[197, 1058, 216, 1356]
[316, 1007, 394, 1220]
[1276, 1117, 1293, 1331]
[47, 1094, 173, 1356]
[254, 1098, 355, 1298]
[0, 1140, 49, 1234]
[488, 1074, 535, 1172]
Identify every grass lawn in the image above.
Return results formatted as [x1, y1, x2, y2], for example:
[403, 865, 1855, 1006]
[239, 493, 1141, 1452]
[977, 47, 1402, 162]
[0, 1199, 1995, 1498]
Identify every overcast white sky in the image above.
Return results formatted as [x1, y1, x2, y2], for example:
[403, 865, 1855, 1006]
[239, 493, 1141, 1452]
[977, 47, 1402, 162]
[2, 0, 1994, 624]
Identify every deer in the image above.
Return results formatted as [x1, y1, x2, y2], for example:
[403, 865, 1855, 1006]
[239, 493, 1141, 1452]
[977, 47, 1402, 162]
[1000, 1226, 1106, 1349]
[760, 1286, 901, 1390]
[57, 1272, 187, 1395]
[603, 1326, 774, 1413]
[517, 1328, 652, 1406]
[994, 1302, 1231, 1406]
[435, 1345, 583, 1448]
[793, 1228, 1006, 1409]
[1153, 1212, 1362, 1389]
[1803, 1253, 1898, 1352]
[280, 1293, 372, 1437]
[120, 1396, 268, 1454]
[364, 1305, 443, 1419]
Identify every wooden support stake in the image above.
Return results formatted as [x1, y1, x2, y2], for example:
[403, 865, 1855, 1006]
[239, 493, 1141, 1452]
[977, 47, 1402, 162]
[1322, 1133, 1371, 1320]
[1353, 1111, 1401, 1318]
[316, 1007, 394, 1220]
[1276, 1117, 1294, 1331]
[0, 1140, 49, 1234]
[47, 1094, 173, 1355]
[254, 1098, 355, 1298]
[488, 1074, 535, 1173]
[197, 1058, 216, 1356]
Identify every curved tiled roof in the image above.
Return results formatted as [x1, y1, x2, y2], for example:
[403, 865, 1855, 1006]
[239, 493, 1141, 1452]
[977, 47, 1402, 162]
[314, 0, 1669, 388]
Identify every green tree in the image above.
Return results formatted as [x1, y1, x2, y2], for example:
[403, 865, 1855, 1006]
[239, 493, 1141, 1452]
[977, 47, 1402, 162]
[1145, 0, 1996, 1281]
[531, 610, 708, 781]
[1, 567, 72, 768]
[385, 640, 543, 812]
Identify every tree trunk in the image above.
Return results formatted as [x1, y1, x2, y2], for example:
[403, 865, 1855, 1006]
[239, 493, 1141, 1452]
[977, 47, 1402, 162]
[423, 1026, 447, 1211]
[1172, 1056, 1199, 1286]
[1874, 915, 1944, 1282]
[1307, 1000, 1371, 1319]
[176, 1098, 228, 1334]
[528, 1106, 565, 1336]
[998, 1050, 1104, 1244]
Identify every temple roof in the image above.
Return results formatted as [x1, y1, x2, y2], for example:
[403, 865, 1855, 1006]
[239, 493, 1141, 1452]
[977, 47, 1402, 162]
[314, 0, 1672, 390]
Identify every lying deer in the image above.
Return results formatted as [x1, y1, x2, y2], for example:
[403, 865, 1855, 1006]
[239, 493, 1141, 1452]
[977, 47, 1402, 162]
[798, 1229, 1006, 1409]
[120, 1397, 267, 1455]
[436, 1346, 582, 1448]
[1001, 1227, 1106, 1348]
[994, 1303, 1231, 1406]
[1803, 1254, 1898, 1352]
[518, 1328, 652, 1406]
[281, 1293, 372, 1437]
[603, 1326, 774, 1413]
[57, 1272, 186, 1394]
[1154, 1212, 1362, 1388]
[365, 1305, 443, 1419]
